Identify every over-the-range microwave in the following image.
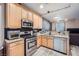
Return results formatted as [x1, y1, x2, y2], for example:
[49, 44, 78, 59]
[21, 19, 33, 28]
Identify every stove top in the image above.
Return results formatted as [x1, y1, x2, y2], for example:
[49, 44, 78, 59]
[25, 35, 36, 38]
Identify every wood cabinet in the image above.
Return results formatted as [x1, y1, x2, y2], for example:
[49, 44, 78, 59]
[33, 13, 42, 29]
[33, 13, 39, 29]
[41, 36, 47, 47]
[37, 35, 69, 55]
[21, 8, 28, 19]
[47, 37, 54, 49]
[37, 36, 42, 47]
[6, 3, 42, 29]
[6, 4, 21, 28]
[27, 11, 33, 21]
[38, 16, 42, 29]
[41, 36, 53, 49]
[6, 39, 24, 56]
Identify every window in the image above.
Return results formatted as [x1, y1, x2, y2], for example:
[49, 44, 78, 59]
[56, 22, 64, 32]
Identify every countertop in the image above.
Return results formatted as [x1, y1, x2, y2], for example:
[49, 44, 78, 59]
[37, 31, 69, 38]
[47, 35, 69, 38]
[5, 38, 24, 44]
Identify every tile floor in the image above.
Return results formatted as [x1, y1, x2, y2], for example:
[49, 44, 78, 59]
[32, 45, 79, 56]
[33, 47, 66, 56]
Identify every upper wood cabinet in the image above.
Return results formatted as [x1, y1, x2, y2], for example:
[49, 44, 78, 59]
[27, 11, 33, 21]
[6, 4, 21, 28]
[33, 13, 39, 29]
[6, 3, 42, 29]
[21, 8, 28, 19]
[38, 16, 42, 29]
[33, 13, 42, 29]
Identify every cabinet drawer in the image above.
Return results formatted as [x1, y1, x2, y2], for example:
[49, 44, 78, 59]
[9, 40, 24, 47]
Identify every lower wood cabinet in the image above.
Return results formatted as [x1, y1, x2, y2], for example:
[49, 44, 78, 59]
[37, 35, 53, 49]
[37, 36, 42, 47]
[41, 36, 47, 47]
[5, 39, 24, 56]
[8, 44, 24, 56]
[37, 35, 69, 55]
[47, 37, 54, 49]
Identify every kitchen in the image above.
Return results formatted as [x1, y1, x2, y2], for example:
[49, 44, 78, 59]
[0, 3, 79, 56]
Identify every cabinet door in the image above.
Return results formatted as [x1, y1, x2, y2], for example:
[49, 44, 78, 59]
[38, 16, 42, 29]
[22, 8, 28, 19]
[41, 36, 47, 47]
[54, 37, 66, 53]
[8, 44, 24, 56]
[33, 13, 39, 29]
[47, 37, 54, 49]
[15, 4, 21, 28]
[6, 4, 21, 28]
[37, 36, 41, 47]
[6, 4, 16, 28]
[27, 11, 33, 21]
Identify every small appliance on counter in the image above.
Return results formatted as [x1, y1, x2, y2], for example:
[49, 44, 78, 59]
[5, 28, 20, 40]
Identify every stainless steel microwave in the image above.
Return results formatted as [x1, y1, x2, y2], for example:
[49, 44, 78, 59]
[7, 30, 20, 40]
[21, 19, 33, 28]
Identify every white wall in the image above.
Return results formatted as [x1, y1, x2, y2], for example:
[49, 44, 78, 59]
[0, 4, 4, 50]
[42, 19, 50, 31]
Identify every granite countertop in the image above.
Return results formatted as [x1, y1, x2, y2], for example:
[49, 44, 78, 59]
[5, 38, 24, 43]
[49, 35, 69, 38]
[37, 31, 69, 38]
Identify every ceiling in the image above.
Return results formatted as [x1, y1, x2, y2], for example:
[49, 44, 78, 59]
[23, 3, 79, 22]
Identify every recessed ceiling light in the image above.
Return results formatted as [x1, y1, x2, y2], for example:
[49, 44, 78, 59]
[40, 4, 44, 9]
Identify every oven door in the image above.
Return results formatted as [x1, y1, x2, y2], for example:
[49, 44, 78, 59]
[26, 37, 37, 53]
[28, 39, 37, 49]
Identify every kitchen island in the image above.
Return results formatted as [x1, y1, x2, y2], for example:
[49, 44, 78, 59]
[37, 31, 70, 55]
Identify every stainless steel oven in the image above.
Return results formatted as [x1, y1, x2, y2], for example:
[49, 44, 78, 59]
[25, 36, 37, 56]
[21, 19, 33, 28]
